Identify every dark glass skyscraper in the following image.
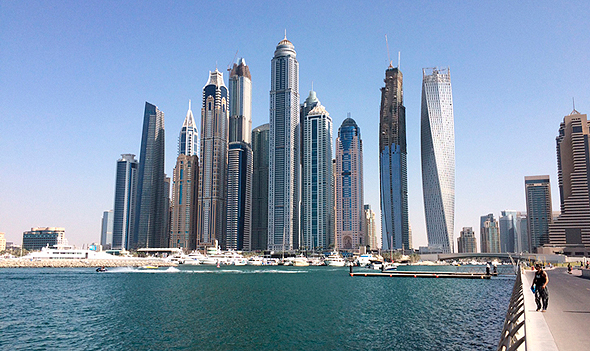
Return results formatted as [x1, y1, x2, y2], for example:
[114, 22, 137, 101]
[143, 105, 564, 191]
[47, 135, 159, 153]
[112, 154, 138, 250]
[251, 124, 270, 251]
[379, 65, 410, 251]
[525, 175, 552, 252]
[133, 102, 167, 248]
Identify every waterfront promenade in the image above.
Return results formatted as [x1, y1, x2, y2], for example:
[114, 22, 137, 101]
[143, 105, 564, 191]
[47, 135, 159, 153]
[522, 267, 590, 351]
[0, 258, 176, 268]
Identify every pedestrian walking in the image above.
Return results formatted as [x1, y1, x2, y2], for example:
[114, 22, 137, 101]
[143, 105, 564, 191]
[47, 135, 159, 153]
[568, 263, 572, 274]
[531, 263, 549, 312]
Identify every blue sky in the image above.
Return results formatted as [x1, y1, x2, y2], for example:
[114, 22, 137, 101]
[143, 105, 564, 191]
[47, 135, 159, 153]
[1, 1, 589, 248]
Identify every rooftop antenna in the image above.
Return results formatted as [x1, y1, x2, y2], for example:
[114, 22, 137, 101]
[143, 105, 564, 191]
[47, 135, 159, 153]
[189, 99, 191, 111]
[311, 81, 314, 91]
[284, 29, 287, 39]
[347, 112, 351, 119]
[573, 97, 576, 111]
[227, 50, 239, 72]
[398, 51, 401, 69]
[385, 34, 393, 68]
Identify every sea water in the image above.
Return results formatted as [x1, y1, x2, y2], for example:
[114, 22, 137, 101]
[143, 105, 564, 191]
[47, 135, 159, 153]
[0, 265, 513, 350]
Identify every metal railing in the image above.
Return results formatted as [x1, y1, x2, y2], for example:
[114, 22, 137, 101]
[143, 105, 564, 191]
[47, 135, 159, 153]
[497, 267, 526, 351]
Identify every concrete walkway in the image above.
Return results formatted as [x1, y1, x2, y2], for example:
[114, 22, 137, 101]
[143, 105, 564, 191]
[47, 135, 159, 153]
[523, 267, 590, 351]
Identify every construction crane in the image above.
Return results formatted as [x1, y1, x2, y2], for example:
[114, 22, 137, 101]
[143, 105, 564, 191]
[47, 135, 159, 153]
[227, 50, 238, 72]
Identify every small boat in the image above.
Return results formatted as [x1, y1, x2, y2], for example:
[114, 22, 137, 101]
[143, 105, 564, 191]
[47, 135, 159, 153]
[324, 252, 346, 267]
[140, 265, 159, 269]
[293, 255, 309, 267]
[96, 267, 108, 272]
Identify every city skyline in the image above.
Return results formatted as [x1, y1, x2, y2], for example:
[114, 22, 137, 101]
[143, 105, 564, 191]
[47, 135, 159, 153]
[1, 2, 589, 248]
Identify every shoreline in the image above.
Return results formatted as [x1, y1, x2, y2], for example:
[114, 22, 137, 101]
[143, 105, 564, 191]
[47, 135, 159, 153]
[0, 258, 177, 268]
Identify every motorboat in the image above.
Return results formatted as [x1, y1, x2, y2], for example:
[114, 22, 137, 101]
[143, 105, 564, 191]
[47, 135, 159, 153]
[324, 252, 346, 267]
[293, 255, 309, 267]
[247, 256, 264, 266]
[23, 245, 116, 260]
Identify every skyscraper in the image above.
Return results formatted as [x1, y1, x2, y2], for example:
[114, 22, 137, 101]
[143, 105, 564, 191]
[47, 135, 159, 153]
[268, 35, 299, 252]
[499, 210, 518, 253]
[421, 67, 455, 254]
[226, 58, 253, 251]
[525, 175, 552, 253]
[251, 124, 270, 251]
[302, 103, 333, 251]
[549, 109, 590, 256]
[335, 117, 364, 250]
[379, 64, 410, 252]
[364, 204, 379, 250]
[457, 227, 477, 253]
[198, 69, 228, 247]
[112, 154, 138, 250]
[170, 102, 199, 250]
[100, 210, 114, 249]
[133, 102, 167, 249]
[480, 213, 500, 253]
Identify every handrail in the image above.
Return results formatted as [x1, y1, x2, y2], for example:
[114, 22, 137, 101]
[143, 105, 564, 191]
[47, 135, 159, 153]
[497, 264, 526, 351]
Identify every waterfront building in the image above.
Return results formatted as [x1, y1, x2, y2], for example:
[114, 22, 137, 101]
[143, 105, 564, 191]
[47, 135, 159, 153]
[226, 58, 253, 251]
[133, 102, 168, 249]
[100, 210, 114, 249]
[170, 102, 199, 250]
[335, 117, 364, 250]
[517, 213, 528, 252]
[379, 63, 410, 252]
[525, 175, 552, 253]
[364, 205, 379, 250]
[251, 124, 270, 250]
[22, 227, 67, 251]
[302, 103, 333, 251]
[480, 214, 500, 253]
[421, 67, 455, 253]
[457, 227, 477, 253]
[0, 232, 5, 251]
[268, 35, 299, 252]
[112, 154, 138, 250]
[198, 69, 228, 247]
[549, 109, 590, 256]
[499, 210, 518, 253]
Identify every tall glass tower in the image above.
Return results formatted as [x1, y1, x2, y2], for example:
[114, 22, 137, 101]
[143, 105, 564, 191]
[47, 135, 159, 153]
[525, 175, 552, 252]
[335, 117, 364, 250]
[302, 103, 332, 251]
[379, 65, 410, 252]
[112, 154, 137, 250]
[198, 69, 228, 247]
[268, 35, 299, 252]
[170, 102, 199, 250]
[133, 102, 167, 249]
[421, 67, 455, 253]
[251, 124, 270, 250]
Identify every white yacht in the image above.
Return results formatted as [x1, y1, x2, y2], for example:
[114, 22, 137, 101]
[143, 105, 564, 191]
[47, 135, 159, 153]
[324, 252, 346, 267]
[23, 245, 116, 260]
[293, 255, 309, 267]
[247, 256, 264, 266]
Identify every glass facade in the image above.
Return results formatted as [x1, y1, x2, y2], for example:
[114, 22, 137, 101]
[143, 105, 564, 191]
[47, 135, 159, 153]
[112, 154, 137, 250]
[251, 124, 270, 251]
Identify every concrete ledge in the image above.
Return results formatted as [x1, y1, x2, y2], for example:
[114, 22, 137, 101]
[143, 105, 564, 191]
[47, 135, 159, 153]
[581, 269, 590, 279]
[521, 269, 559, 351]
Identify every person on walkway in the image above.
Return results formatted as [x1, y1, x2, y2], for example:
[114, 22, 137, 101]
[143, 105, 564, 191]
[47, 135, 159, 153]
[568, 263, 572, 274]
[532, 263, 549, 311]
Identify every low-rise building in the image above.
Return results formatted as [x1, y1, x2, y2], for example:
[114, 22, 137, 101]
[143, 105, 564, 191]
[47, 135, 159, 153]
[0, 232, 6, 251]
[22, 227, 67, 251]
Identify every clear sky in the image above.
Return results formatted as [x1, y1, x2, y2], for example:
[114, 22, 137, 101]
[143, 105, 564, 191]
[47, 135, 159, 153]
[1, 1, 589, 248]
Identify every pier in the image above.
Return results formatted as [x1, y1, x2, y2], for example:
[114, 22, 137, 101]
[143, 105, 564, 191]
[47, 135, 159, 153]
[349, 270, 491, 279]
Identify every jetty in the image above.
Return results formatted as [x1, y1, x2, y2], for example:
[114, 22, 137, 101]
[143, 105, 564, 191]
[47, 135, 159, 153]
[349, 270, 491, 279]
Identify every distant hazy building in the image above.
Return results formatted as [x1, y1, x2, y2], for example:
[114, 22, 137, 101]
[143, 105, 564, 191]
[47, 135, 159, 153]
[517, 213, 528, 252]
[550, 109, 590, 256]
[499, 210, 518, 253]
[268, 35, 299, 252]
[100, 210, 114, 249]
[133, 102, 168, 249]
[112, 154, 138, 250]
[421, 67, 455, 253]
[335, 117, 364, 250]
[364, 205, 379, 250]
[480, 214, 500, 253]
[457, 227, 477, 253]
[198, 69, 229, 247]
[23, 227, 67, 250]
[251, 124, 270, 251]
[302, 103, 333, 251]
[379, 63, 410, 252]
[226, 58, 253, 251]
[525, 175, 552, 253]
[0, 232, 6, 251]
[170, 103, 199, 250]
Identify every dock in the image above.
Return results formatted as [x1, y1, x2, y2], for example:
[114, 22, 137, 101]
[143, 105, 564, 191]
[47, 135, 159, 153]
[349, 270, 491, 279]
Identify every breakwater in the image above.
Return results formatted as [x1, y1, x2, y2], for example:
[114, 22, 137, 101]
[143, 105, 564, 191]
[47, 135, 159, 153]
[0, 258, 176, 268]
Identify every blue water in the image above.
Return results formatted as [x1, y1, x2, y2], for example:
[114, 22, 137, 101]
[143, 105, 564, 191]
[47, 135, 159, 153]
[0, 265, 513, 350]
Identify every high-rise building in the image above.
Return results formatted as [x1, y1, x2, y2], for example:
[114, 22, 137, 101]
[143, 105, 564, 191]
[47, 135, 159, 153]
[226, 58, 253, 251]
[517, 213, 528, 252]
[480, 214, 500, 253]
[198, 69, 228, 247]
[335, 117, 364, 250]
[364, 205, 379, 250]
[112, 154, 138, 250]
[0, 232, 6, 252]
[525, 175, 552, 252]
[549, 109, 590, 256]
[268, 35, 299, 252]
[23, 227, 67, 250]
[421, 67, 455, 253]
[457, 227, 477, 253]
[379, 64, 410, 252]
[499, 210, 518, 253]
[170, 102, 199, 250]
[100, 210, 114, 249]
[251, 124, 270, 250]
[302, 103, 333, 251]
[133, 102, 167, 249]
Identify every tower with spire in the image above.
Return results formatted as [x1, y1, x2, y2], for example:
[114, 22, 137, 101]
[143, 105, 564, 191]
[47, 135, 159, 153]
[170, 101, 200, 250]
